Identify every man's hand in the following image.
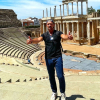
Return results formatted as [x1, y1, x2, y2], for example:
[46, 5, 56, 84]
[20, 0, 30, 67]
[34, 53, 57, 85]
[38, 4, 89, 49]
[27, 36, 33, 44]
[68, 31, 73, 40]
[27, 36, 43, 44]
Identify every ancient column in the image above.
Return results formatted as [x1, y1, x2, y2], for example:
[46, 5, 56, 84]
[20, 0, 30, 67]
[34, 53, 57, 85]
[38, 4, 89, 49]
[43, 10, 44, 18]
[77, 22, 79, 39]
[92, 20, 94, 38]
[46, 25, 48, 31]
[60, 23, 62, 31]
[82, 22, 84, 37]
[86, 1, 88, 15]
[46, 8, 48, 17]
[67, 3, 69, 16]
[87, 20, 90, 39]
[97, 20, 99, 42]
[67, 22, 69, 34]
[72, 2, 73, 15]
[55, 23, 56, 30]
[81, 1, 83, 15]
[50, 7, 51, 17]
[54, 7, 55, 17]
[63, 23, 65, 34]
[55, 6, 56, 17]
[58, 23, 60, 31]
[77, 1, 78, 15]
[63, 4, 64, 16]
[66, 23, 67, 34]
[60, 5, 62, 16]
[43, 23, 44, 33]
[72, 22, 74, 36]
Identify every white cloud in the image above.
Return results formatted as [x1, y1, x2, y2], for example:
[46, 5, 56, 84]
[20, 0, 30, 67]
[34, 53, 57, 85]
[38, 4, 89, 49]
[0, 0, 100, 19]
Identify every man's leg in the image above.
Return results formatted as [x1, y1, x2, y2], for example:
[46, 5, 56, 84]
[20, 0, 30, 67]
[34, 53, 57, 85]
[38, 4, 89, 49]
[45, 59, 57, 93]
[55, 56, 65, 93]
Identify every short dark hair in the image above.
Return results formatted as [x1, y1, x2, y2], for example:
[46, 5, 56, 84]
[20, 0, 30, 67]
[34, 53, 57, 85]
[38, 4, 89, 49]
[46, 19, 54, 24]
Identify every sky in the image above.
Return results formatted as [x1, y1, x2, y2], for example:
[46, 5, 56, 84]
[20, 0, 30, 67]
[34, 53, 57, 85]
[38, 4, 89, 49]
[0, 0, 100, 20]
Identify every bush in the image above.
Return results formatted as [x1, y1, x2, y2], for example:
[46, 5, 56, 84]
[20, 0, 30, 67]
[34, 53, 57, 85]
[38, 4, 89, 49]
[24, 25, 40, 28]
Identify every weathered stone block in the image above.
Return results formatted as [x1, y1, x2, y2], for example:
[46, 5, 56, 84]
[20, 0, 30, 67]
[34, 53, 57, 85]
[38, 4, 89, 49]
[0, 9, 22, 28]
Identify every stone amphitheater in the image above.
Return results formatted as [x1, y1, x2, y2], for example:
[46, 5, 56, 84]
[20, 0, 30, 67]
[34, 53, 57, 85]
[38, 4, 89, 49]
[0, 27, 100, 100]
[0, 9, 22, 28]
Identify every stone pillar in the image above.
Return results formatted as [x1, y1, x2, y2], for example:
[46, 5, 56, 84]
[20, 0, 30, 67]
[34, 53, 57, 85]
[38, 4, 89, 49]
[55, 23, 56, 30]
[43, 10, 44, 18]
[63, 23, 65, 34]
[97, 20, 99, 42]
[58, 23, 60, 31]
[63, 4, 64, 16]
[46, 25, 48, 32]
[72, 22, 74, 36]
[77, 22, 79, 39]
[60, 5, 62, 16]
[92, 20, 98, 44]
[54, 7, 55, 17]
[43, 23, 44, 33]
[60, 23, 62, 31]
[92, 20, 95, 38]
[77, 1, 78, 15]
[67, 22, 69, 34]
[66, 23, 67, 35]
[81, 1, 83, 15]
[67, 3, 69, 16]
[55, 6, 56, 17]
[56, 22, 58, 30]
[50, 7, 51, 17]
[87, 20, 90, 39]
[82, 22, 84, 37]
[86, 1, 88, 15]
[46, 8, 48, 17]
[72, 2, 73, 15]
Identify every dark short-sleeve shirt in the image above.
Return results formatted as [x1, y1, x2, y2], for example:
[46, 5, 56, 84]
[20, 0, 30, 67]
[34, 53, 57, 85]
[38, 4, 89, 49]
[41, 30, 63, 59]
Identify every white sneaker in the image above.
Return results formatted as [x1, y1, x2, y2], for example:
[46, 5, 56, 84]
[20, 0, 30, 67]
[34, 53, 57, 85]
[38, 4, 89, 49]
[61, 93, 66, 100]
[51, 92, 57, 100]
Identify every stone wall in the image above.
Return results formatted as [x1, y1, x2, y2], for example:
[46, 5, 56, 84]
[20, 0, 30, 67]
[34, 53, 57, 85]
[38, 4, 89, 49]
[21, 27, 40, 38]
[0, 9, 22, 28]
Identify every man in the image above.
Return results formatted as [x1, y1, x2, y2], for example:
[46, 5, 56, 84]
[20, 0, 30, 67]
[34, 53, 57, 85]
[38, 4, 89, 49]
[27, 19, 73, 100]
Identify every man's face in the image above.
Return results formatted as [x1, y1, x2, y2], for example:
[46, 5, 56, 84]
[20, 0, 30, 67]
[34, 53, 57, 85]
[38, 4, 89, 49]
[46, 21, 55, 31]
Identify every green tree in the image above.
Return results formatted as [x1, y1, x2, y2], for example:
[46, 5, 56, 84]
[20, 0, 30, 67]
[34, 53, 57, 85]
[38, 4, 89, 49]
[97, 9, 100, 14]
[88, 6, 96, 14]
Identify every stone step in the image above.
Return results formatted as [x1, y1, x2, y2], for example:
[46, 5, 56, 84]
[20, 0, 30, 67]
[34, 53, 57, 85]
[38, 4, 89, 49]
[0, 56, 18, 65]
[0, 64, 48, 77]
[0, 72, 48, 83]
[0, 76, 100, 100]
[30, 50, 46, 69]
[0, 71, 31, 83]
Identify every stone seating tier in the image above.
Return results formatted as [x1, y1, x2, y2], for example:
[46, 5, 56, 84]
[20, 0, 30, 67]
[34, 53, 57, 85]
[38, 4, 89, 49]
[0, 38, 36, 51]
[1, 28, 40, 50]
[0, 27, 41, 60]
[0, 64, 48, 81]
[0, 33, 39, 53]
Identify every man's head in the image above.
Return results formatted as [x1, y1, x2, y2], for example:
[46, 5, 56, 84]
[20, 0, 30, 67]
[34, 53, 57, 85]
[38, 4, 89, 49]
[46, 19, 55, 32]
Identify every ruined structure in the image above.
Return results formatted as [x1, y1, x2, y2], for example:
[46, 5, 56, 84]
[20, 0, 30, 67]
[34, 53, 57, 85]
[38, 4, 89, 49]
[41, 0, 100, 45]
[0, 9, 22, 28]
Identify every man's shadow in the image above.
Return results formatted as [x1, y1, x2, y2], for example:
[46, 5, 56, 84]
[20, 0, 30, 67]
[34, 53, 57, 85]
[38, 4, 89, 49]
[57, 94, 84, 100]
[56, 94, 95, 100]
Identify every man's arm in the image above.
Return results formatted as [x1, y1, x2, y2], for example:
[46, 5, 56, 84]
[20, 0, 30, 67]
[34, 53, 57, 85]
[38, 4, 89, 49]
[61, 34, 68, 40]
[27, 36, 43, 44]
[61, 33, 73, 40]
